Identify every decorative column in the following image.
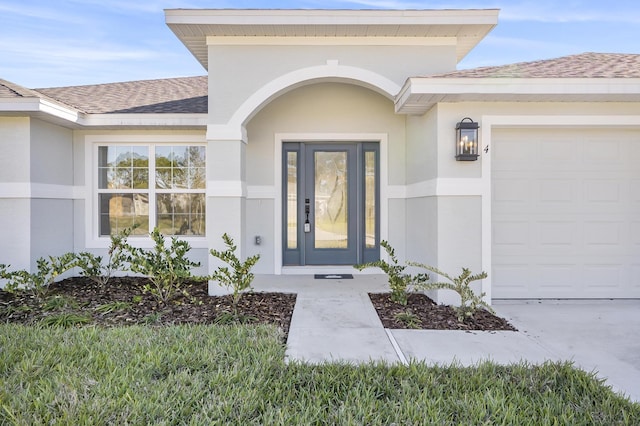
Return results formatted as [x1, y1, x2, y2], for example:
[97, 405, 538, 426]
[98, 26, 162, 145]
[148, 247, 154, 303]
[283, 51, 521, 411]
[206, 125, 247, 295]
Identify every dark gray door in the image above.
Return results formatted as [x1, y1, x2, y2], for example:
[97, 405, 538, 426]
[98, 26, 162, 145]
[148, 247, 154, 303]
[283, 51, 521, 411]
[283, 142, 379, 266]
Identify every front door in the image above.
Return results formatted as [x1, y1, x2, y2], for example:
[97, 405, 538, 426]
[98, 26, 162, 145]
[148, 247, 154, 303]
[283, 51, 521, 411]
[283, 142, 379, 266]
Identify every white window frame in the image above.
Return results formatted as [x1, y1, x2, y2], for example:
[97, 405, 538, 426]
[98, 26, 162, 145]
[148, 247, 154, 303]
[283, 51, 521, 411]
[85, 134, 207, 249]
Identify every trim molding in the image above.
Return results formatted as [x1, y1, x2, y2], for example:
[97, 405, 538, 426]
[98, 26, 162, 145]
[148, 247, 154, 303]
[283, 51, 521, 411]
[0, 183, 84, 200]
[387, 178, 484, 199]
[206, 181, 246, 198]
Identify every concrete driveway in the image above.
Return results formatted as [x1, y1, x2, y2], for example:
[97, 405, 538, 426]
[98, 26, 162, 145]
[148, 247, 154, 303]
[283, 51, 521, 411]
[492, 300, 640, 402]
[254, 275, 640, 402]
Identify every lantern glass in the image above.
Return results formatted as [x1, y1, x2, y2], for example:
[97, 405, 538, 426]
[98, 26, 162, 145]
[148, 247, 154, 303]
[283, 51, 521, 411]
[455, 118, 479, 161]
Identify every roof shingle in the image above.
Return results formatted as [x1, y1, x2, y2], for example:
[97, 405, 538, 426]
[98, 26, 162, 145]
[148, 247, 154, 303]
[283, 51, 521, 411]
[36, 76, 208, 114]
[425, 52, 640, 78]
[0, 79, 45, 99]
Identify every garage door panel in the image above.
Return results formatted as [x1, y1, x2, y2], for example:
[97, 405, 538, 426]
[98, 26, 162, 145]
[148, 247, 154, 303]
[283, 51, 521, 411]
[583, 221, 623, 247]
[492, 264, 530, 296]
[584, 140, 623, 163]
[492, 220, 530, 249]
[538, 179, 575, 203]
[537, 264, 574, 289]
[540, 140, 574, 162]
[493, 128, 640, 299]
[493, 140, 535, 163]
[584, 179, 622, 203]
[583, 264, 624, 290]
[493, 178, 532, 207]
[538, 221, 576, 248]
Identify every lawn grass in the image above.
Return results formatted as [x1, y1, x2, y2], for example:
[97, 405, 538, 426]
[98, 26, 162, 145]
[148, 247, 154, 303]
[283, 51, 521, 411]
[1, 324, 638, 425]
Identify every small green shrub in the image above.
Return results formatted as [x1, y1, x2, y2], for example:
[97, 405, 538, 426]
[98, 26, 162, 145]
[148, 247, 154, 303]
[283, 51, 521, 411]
[1, 253, 77, 301]
[94, 301, 132, 314]
[42, 295, 78, 312]
[142, 312, 163, 325]
[74, 228, 132, 287]
[412, 264, 492, 323]
[127, 228, 203, 305]
[209, 233, 260, 316]
[355, 240, 428, 305]
[39, 312, 92, 327]
[0, 263, 9, 281]
[394, 310, 421, 329]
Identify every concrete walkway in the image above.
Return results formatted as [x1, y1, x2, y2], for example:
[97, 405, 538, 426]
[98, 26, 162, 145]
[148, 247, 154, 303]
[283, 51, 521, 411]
[252, 274, 640, 402]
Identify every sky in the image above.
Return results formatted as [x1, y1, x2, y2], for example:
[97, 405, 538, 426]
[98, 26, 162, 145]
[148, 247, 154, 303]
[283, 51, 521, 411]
[1, 0, 639, 89]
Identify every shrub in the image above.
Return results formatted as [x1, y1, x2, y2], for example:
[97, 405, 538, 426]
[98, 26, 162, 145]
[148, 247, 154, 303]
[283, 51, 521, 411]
[74, 228, 132, 287]
[1, 253, 77, 301]
[354, 240, 428, 305]
[394, 310, 421, 329]
[127, 228, 203, 305]
[209, 233, 260, 316]
[412, 264, 492, 323]
[94, 301, 132, 314]
[39, 312, 92, 327]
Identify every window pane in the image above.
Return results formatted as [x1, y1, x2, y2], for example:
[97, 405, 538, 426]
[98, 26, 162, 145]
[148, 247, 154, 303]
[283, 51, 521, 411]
[98, 146, 148, 189]
[156, 146, 206, 189]
[365, 151, 376, 248]
[99, 193, 149, 236]
[156, 193, 206, 236]
[314, 151, 348, 249]
[287, 151, 297, 249]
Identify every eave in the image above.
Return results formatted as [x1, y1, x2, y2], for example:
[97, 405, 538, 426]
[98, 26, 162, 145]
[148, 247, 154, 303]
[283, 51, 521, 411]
[165, 8, 499, 68]
[395, 77, 640, 114]
[0, 98, 207, 129]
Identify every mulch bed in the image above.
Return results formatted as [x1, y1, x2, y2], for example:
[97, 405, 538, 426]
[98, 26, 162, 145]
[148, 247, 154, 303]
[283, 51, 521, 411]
[369, 292, 517, 331]
[1, 277, 517, 337]
[0, 277, 296, 338]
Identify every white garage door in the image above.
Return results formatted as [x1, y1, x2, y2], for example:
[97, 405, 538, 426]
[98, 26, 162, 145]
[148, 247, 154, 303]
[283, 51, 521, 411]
[492, 128, 640, 298]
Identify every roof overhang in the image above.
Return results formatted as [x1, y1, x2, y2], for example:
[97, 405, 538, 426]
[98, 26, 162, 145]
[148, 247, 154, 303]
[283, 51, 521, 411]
[0, 97, 82, 127]
[165, 9, 499, 69]
[0, 98, 207, 129]
[396, 77, 640, 114]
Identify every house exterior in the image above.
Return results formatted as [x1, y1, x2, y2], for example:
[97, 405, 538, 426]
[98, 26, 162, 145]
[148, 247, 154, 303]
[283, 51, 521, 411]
[1, 9, 639, 302]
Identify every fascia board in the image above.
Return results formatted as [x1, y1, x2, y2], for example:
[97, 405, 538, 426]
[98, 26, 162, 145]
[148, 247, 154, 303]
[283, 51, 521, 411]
[166, 9, 499, 26]
[0, 98, 41, 111]
[80, 113, 208, 127]
[0, 98, 80, 122]
[406, 78, 640, 96]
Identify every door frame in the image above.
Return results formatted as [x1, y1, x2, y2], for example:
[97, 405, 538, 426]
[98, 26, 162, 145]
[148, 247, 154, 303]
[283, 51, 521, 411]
[273, 133, 389, 274]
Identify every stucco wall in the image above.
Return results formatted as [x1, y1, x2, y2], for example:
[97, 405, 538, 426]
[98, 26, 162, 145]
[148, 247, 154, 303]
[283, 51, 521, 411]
[208, 44, 457, 124]
[0, 117, 31, 270]
[28, 119, 75, 266]
[30, 119, 73, 185]
[0, 117, 30, 182]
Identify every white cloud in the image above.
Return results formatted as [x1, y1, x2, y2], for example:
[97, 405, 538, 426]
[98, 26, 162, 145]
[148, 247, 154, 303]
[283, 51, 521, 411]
[0, 3, 89, 25]
[0, 38, 160, 63]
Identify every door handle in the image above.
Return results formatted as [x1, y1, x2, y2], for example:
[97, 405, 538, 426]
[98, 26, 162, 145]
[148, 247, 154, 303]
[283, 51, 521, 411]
[304, 198, 311, 232]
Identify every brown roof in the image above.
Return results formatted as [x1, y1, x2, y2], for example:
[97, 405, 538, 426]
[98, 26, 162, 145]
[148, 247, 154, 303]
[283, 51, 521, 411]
[36, 76, 208, 114]
[0, 79, 41, 99]
[426, 52, 640, 78]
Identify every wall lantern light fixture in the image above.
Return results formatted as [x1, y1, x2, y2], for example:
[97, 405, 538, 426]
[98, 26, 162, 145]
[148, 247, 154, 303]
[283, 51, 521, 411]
[455, 117, 479, 161]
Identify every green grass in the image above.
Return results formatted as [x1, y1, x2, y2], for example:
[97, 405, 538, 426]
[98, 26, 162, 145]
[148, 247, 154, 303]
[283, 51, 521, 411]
[0, 324, 638, 425]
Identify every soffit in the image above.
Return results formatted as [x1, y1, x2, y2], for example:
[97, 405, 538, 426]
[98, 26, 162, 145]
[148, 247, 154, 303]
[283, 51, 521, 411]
[165, 9, 499, 69]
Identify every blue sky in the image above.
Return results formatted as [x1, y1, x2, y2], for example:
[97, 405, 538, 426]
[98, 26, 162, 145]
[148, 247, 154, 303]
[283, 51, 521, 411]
[1, 0, 639, 88]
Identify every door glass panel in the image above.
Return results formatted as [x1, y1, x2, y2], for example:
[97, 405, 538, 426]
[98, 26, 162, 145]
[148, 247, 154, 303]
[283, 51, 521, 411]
[365, 151, 376, 248]
[286, 152, 297, 249]
[314, 151, 348, 249]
